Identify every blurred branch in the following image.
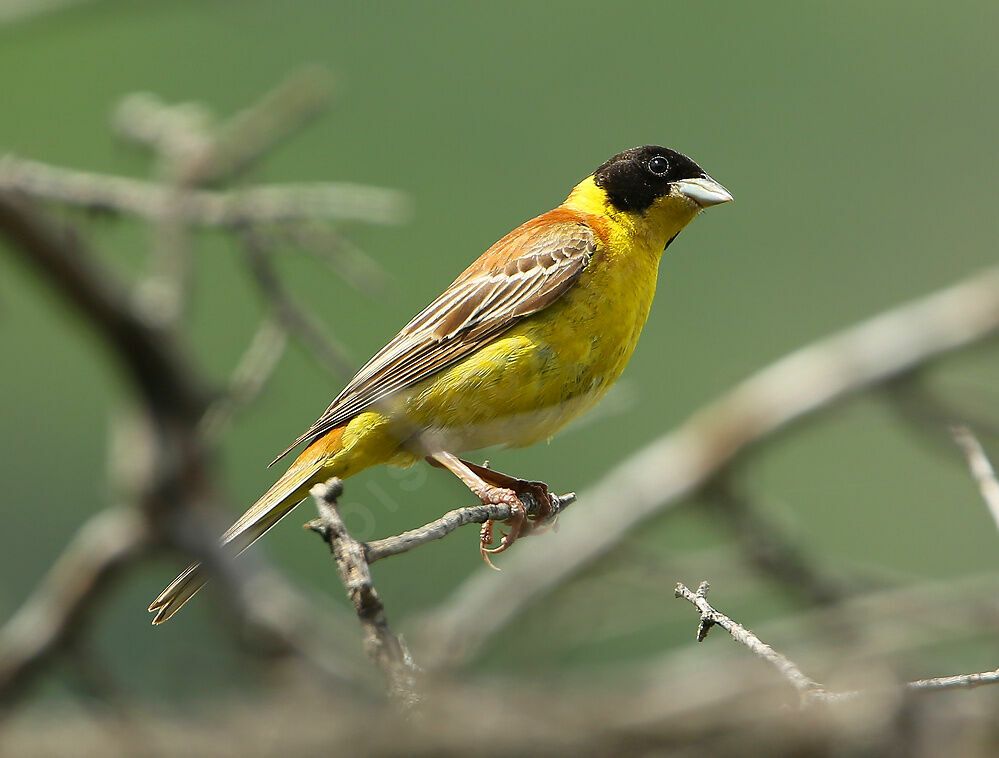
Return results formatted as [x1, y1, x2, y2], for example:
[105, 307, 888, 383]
[0, 156, 408, 226]
[199, 317, 288, 441]
[307, 479, 420, 711]
[0, 509, 148, 705]
[674, 580, 999, 704]
[113, 67, 334, 185]
[0, 192, 209, 416]
[0, 0, 92, 25]
[422, 267, 999, 668]
[241, 227, 356, 379]
[0, 70, 408, 709]
[278, 220, 392, 295]
[949, 424, 999, 531]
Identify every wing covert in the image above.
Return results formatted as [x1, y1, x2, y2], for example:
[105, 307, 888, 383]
[271, 219, 597, 464]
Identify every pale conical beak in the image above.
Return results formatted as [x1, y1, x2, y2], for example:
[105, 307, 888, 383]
[674, 176, 733, 208]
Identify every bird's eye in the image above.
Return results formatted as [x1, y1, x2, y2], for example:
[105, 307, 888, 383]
[647, 156, 670, 176]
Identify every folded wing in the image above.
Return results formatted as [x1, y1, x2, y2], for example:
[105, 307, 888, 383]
[272, 217, 597, 464]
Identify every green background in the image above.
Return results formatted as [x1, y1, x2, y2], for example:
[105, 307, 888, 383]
[2, 0, 997, 702]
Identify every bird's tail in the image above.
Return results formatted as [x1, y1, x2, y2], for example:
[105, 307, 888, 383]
[148, 428, 345, 624]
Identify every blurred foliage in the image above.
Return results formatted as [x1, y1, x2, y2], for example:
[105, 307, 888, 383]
[1, 0, 998, 706]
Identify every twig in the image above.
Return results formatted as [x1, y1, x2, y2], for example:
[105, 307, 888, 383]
[0, 73, 412, 710]
[278, 220, 392, 295]
[422, 267, 999, 668]
[0, 193, 209, 417]
[113, 67, 335, 185]
[0, 188, 368, 705]
[0, 156, 408, 226]
[199, 317, 289, 441]
[241, 227, 356, 380]
[674, 580, 999, 704]
[306, 479, 420, 711]
[906, 668, 999, 692]
[0, 509, 149, 706]
[674, 581, 847, 704]
[950, 424, 999, 531]
[365, 491, 576, 563]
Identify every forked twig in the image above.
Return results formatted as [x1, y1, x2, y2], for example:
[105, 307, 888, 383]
[306, 479, 420, 711]
[674, 581, 999, 704]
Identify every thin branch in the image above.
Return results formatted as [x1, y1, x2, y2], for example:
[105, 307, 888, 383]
[241, 227, 356, 380]
[906, 668, 999, 692]
[113, 67, 335, 186]
[0, 509, 149, 706]
[0, 156, 408, 226]
[674, 581, 848, 704]
[199, 317, 289, 441]
[0, 193, 209, 417]
[422, 267, 999, 668]
[0, 73, 413, 710]
[365, 491, 576, 563]
[306, 479, 420, 711]
[0, 183, 365, 705]
[674, 580, 999, 704]
[950, 424, 999, 531]
[278, 220, 392, 295]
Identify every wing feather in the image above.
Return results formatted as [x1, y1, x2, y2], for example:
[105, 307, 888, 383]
[271, 218, 596, 464]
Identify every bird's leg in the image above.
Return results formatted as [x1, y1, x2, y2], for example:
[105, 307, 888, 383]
[427, 451, 530, 565]
[427, 452, 557, 566]
[453, 457, 557, 526]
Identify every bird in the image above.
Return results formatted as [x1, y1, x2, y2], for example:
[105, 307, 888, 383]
[149, 145, 732, 624]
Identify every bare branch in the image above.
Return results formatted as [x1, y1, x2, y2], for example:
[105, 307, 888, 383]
[906, 668, 999, 692]
[0, 193, 209, 417]
[0, 509, 148, 705]
[422, 267, 999, 668]
[306, 479, 420, 710]
[0, 156, 408, 226]
[113, 67, 335, 185]
[950, 424, 999, 531]
[199, 318, 289, 441]
[365, 491, 575, 563]
[278, 220, 392, 295]
[241, 227, 356, 380]
[674, 580, 999, 703]
[674, 581, 847, 704]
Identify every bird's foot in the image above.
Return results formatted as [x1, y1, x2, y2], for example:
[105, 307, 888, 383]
[424, 453, 560, 568]
[472, 475, 561, 568]
[473, 485, 527, 570]
[458, 458, 558, 525]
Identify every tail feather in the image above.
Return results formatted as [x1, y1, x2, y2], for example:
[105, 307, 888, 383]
[149, 429, 344, 624]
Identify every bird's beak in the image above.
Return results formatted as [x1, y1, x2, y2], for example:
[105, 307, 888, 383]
[674, 176, 733, 208]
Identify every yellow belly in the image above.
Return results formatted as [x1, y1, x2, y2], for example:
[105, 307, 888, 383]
[396, 238, 660, 454]
[328, 178, 693, 474]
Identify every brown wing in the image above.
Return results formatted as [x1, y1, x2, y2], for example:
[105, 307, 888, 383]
[271, 214, 597, 464]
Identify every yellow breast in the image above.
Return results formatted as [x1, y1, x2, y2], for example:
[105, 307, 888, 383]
[398, 176, 694, 453]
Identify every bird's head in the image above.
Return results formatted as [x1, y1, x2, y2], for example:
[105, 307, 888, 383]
[567, 145, 732, 251]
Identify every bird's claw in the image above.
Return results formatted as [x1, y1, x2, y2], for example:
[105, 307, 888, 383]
[476, 482, 551, 567]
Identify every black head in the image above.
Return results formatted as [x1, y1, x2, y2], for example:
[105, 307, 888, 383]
[593, 145, 706, 213]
